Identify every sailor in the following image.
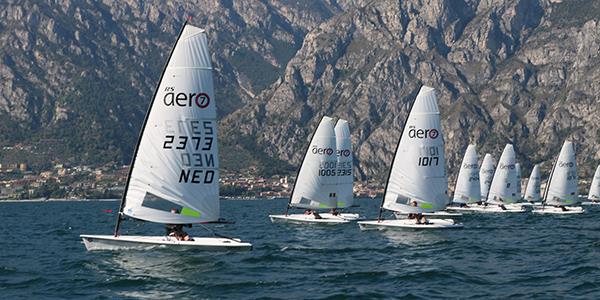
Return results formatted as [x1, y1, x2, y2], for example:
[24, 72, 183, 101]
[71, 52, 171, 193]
[409, 200, 429, 225]
[165, 208, 193, 241]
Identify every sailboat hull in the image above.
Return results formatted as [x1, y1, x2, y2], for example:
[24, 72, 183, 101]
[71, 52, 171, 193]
[269, 214, 350, 224]
[446, 205, 525, 213]
[394, 211, 462, 218]
[80, 235, 252, 251]
[319, 213, 364, 221]
[581, 201, 600, 206]
[357, 219, 463, 230]
[531, 206, 585, 214]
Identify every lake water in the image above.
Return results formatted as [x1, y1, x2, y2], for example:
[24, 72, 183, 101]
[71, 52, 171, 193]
[1, 199, 600, 299]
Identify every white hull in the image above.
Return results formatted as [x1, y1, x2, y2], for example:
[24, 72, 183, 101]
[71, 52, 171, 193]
[80, 235, 252, 251]
[446, 204, 525, 213]
[319, 213, 364, 221]
[531, 206, 585, 214]
[581, 201, 600, 206]
[357, 219, 463, 230]
[269, 214, 350, 224]
[394, 211, 462, 218]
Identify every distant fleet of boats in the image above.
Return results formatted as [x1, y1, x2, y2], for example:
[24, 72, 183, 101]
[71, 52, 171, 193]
[80, 21, 600, 251]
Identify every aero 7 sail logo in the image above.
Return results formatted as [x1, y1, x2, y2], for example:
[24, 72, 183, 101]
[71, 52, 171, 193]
[163, 88, 210, 109]
[312, 146, 334, 156]
[408, 127, 439, 139]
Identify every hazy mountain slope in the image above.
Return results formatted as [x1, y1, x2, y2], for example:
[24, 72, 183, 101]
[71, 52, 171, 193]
[0, 0, 598, 183]
[0, 0, 341, 165]
[222, 0, 600, 181]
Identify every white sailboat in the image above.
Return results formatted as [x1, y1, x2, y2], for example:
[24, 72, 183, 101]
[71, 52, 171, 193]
[479, 153, 495, 201]
[319, 119, 363, 221]
[482, 144, 525, 212]
[81, 22, 252, 250]
[269, 116, 349, 224]
[533, 141, 584, 214]
[523, 164, 542, 204]
[445, 145, 487, 213]
[515, 162, 522, 200]
[358, 86, 463, 229]
[582, 165, 600, 205]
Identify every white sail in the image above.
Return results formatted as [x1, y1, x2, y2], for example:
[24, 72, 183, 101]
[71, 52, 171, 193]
[290, 116, 338, 209]
[335, 119, 354, 208]
[479, 153, 495, 200]
[589, 165, 600, 201]
[487, 144, 519, 204]
[515, 162, 522, 198]
[123, 25, 219, 224]
[453, 145, 481, 204]
[524, 164, 542, 202]
[545, 141, 578, 206]
[382, 86, 448, 213]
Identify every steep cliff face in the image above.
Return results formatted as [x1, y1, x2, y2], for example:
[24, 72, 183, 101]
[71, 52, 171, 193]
[1, 0, 599, 181]
[222, 0, 600, 182]
[0, 0, 341, 162]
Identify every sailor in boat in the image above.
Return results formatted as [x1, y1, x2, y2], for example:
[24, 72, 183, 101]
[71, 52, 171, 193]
[492, 196, 508, 210]
[329, 208, 341, 216]
[407, 201, 430, 225]
[165, 208, 193, 241]
[303, 209, 323, 219]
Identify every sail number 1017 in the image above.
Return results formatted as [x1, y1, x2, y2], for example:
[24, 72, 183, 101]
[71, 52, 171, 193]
[418, 146, 440, 167]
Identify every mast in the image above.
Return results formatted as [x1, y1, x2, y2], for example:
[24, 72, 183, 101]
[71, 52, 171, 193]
[377, 88, 419, 221]
[541, 149, 560, 206]
[285, 116, 328, 215]
[114, 20, 189, 236]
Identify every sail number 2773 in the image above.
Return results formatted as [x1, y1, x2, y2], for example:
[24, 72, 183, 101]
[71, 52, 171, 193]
[418, 146, 440, 167]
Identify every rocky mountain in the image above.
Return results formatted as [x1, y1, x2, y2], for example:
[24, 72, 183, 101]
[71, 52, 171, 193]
[1, 0, 599, 183]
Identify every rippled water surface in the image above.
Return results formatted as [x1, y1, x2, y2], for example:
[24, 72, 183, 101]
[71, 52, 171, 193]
[1, 199, 600, 299]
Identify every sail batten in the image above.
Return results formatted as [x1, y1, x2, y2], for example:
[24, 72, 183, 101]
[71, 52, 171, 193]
[121, 24, 220, 224]
[382, 86, 448, 214]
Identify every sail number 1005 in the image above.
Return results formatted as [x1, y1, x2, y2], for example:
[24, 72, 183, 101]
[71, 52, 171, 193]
[418, 146, 440, 166]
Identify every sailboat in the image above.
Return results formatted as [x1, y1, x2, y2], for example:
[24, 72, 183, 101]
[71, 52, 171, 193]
[358, 86, 463, 229]
[269, 116, 349, 224]
[515, 162, 522, 200]
[533, 141, 584, 214]
[482, 144, 526, 213]
[523, 164, 542, 204]
[582, 165, 600, 205]
[80, 22, 252, 250]
[319, 119, 363, 221]
[479, 153, 495, 201]
[445, 145, 483, 212]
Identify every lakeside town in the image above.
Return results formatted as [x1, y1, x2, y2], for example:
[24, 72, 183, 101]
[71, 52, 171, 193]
[0, 162, 384, 201]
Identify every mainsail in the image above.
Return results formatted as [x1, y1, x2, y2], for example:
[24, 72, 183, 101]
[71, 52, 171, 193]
[524, 164, 541, 202]
[290, 116, 338, 209]
[545, 141, 578, 206]
[335, 119, 354, 208]
[479, 153, 495, 200]
[487, 144, 519, 204]
[381, 86, 448, 214]
[515, 162, 522, 198]
[119, 24, 219, 225]
[453, 144, 481, 204]
[589, 165, 600, 201]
